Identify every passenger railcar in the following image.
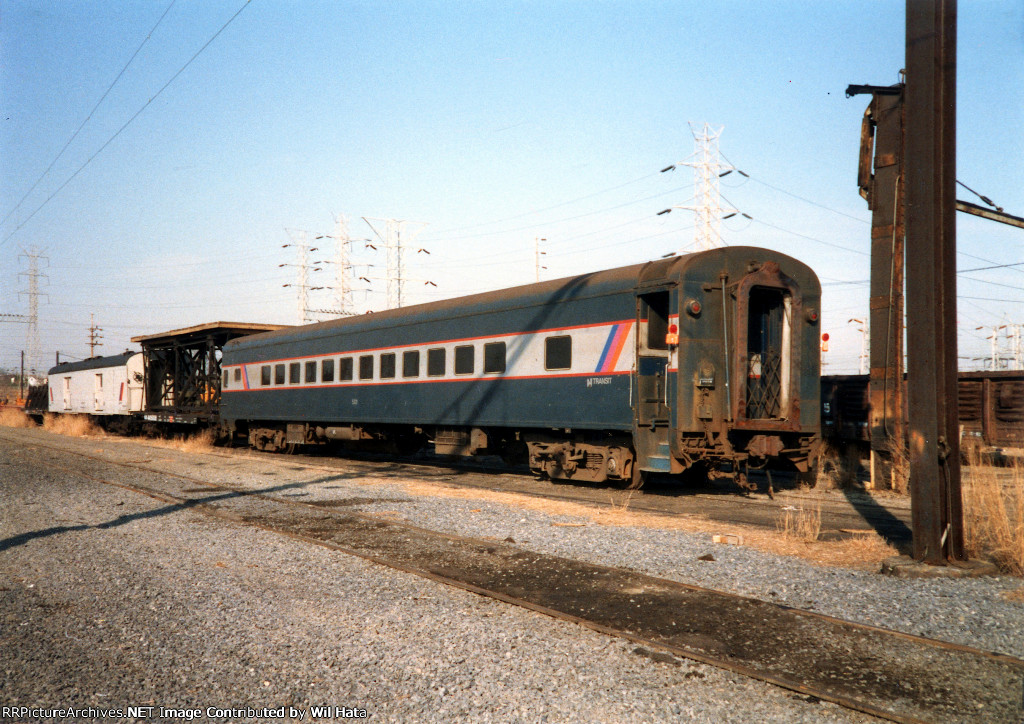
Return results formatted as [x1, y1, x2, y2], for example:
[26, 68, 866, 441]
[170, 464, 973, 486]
[46, 352, 145, 429]
[221, 247, 822, 487]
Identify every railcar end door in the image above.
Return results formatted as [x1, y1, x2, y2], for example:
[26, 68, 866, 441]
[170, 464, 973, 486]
[634, 289, 674, 474]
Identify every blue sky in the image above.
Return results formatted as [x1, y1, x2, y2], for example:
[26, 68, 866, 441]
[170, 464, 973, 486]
[2, 0, 1022, 375]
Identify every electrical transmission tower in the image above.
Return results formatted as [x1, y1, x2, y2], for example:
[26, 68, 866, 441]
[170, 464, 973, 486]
[678, 122, 736, 252]
[328, 215, 354, 316]
[281, 229, 323, 324]
[311, 214, 367, 318]
[1009, 324, 1023, 370]
[535, 236, 547, 282]
[362, 218, 429, 309]
[17, 247, 48, 375]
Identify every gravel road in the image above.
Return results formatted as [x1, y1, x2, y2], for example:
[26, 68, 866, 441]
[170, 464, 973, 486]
[3, 427, 1022, 722]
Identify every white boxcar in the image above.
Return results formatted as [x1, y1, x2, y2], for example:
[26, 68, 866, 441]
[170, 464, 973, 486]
[47, 352, 145, 416]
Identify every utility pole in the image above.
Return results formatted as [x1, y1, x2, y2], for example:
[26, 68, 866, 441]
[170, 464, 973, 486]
[846, 81, 905, 490]
[363, 218, 429, 309]
[904, 0, 964, 565]
[849, 318, 869, 375]
[848, 0, 973, 568]
[17, 247, 48, 375]
[87, 313, 103, 357]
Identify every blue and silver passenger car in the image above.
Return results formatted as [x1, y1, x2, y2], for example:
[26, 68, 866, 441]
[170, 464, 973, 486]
[221, 247, 821, 487]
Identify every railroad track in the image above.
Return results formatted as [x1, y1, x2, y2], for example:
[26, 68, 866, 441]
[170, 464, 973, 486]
[243, 445, 914, 543]
[5, 432, 1021, 723]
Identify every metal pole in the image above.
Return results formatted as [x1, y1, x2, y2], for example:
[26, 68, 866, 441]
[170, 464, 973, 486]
[905, 0, 964, 563]
[20, 350, 25, 401]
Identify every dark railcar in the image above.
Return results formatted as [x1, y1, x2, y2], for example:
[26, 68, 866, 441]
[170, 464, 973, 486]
[221, 247, 822, 486]
[821, 370, 1024, 453]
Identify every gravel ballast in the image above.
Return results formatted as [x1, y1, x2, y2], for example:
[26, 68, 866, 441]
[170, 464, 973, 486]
[4, 427, 1023, 722]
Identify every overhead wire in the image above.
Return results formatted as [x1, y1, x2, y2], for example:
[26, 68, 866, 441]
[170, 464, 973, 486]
[1, 0, 255, 248]
[716, 152, 870, 225]
[0, 0, 178, 230]
[431, 183, 694, 242]
[422, 171, 662, 237]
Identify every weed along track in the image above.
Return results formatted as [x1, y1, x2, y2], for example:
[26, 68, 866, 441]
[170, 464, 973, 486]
[7, 435, 1024, 723]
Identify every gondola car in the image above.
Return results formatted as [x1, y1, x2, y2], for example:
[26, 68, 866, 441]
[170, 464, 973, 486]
[219, 247, 822, 488]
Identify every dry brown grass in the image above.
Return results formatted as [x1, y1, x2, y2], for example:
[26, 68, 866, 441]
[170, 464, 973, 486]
[812, 443, 866, 490]
[144, 428, 217, 453]
[392, 478, 898, 570]
[776, 503, 821, 542]
[41, 413, 102, 437]
[963, 457, 1024, 575]
[811, 444, 842, 489]
[0, 408, 36, 428]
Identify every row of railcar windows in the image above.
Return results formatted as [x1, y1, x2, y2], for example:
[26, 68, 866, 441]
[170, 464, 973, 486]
[230, 335, 572, 389]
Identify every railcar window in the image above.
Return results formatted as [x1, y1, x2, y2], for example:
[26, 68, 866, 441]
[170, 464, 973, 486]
[403, 350, 420, 378]
[380, 353, 396, 379]
[545, 335, 572, 370]
[288, 363, 300, 384]
[339, 357, 353, 381]
[322, 359, 335, 382]
[643, 291, 670, 351]
[274, 364, 286, 385]
[427, 348, 446, 377]
[261, 366, 271, 386]
[454, 345, 475, 375]
[223, 371, 229, 389]
[234, 369, 241, 382]
[483, 342, 506, 374]
[359, 355, 374, 380]
[305, 361, 317, 383]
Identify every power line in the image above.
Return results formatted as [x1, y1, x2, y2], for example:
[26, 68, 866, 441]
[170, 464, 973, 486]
[748, 218, 869, 256]
[0, 0, 178, 230]
[1, 0, 254, 248]
[959, 260, 1024, 273]
[429, 184, 693, 242]
[716, 151, 870, 225]
[423, 171, 661, 237]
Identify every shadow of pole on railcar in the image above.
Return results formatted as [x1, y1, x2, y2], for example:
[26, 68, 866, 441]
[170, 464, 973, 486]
[428, 273, 605, 439]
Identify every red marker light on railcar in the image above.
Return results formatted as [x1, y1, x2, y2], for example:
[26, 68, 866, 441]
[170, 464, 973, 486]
[821, 332, 829, 353]
[686, 299, 702, 316]
[665, 323, 679, 346]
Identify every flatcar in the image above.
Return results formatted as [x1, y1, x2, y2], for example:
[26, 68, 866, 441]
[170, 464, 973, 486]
[220, 248, 822, 488]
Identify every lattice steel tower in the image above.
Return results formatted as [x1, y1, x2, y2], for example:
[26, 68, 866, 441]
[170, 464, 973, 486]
[18, 247, 48, 375]
[362, 218, 428, 309]
[678, 122, 735, 252]
[282, 229, 321, 324]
